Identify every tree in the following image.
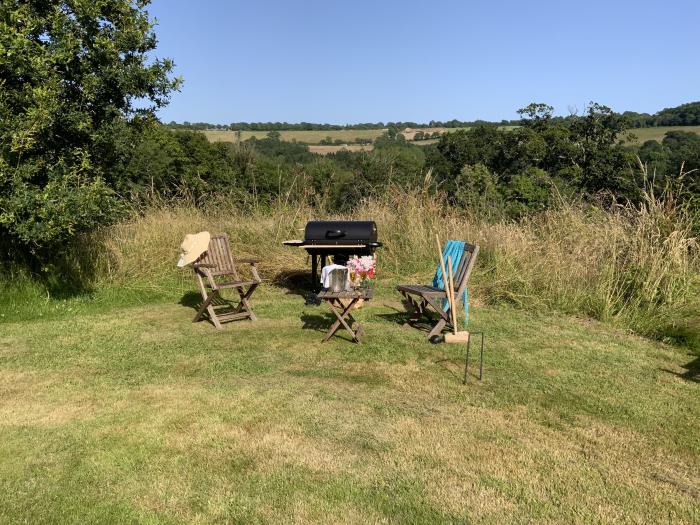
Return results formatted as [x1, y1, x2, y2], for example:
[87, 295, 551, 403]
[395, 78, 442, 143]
[0, 0, 179, 262]
[566, 103, 637, 197]
[504, 167, 552, 218]
[454, 163, 503, 216]
[637, 140, 669, 178]
[662, 131, 700, 174]
[654, 102, 700, 126]
[517, 103, 554, 131]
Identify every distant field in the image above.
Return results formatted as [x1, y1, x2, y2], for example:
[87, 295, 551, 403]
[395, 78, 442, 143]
[308, 144, 374, 155]
[202, 126, 523, 145]
[625, 126, 700, 144]
[202, 125, 699, 147]
[204, 129, 386, 144]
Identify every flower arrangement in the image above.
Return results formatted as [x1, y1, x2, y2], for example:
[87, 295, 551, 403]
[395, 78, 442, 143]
[347, 255, 377, 288]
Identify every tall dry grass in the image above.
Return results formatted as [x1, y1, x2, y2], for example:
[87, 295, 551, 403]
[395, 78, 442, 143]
[83, 186, 699, 344]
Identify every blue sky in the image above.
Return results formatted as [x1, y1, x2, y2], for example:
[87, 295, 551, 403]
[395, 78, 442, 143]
[148, 0, 700, 124]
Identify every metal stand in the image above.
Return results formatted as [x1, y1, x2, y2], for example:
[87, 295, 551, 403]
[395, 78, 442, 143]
[464, 331, 484, 384]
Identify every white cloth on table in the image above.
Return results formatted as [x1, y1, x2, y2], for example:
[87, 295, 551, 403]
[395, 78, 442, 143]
[320, 264, 347, 288]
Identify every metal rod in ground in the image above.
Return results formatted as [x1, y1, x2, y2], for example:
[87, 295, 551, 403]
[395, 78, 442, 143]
[464, 337, 470, 384]
[479, 332, 484, 380]
[463, 332, 484, 384]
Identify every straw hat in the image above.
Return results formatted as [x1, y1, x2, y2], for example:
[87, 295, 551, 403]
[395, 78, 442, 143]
[177, 231, 211, 267]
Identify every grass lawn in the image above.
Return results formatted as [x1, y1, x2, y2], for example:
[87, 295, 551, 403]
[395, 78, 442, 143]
[0, 284, 698, 523]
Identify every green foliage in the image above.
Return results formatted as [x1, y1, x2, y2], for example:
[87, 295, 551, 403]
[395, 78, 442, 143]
[654, 101, 700, 126]
[454, 163, 504, 215]
[621, 101, 700, 127]
[126, 101, 700, 225]
[433, 103, 644, 216]
[662, 131, 700, 176]
[637, 130, 700, 203]
[504, 168, 552, 218]
[0, 0, 179, 261]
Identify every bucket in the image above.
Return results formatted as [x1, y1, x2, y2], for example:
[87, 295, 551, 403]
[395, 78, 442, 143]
[328, 268, 348, 293]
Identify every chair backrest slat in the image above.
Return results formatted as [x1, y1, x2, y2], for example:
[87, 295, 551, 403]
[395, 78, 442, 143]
[432, 240, 478, 304]
[197, 234, 241, 279]
[211, 236, 225, 272]
[453, 243, 478, 299]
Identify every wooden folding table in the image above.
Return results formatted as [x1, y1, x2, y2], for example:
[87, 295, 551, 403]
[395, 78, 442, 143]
[317, 289, 373, 343]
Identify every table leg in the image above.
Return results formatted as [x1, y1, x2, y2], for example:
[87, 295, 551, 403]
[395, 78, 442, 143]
[322, 298, 359, 342]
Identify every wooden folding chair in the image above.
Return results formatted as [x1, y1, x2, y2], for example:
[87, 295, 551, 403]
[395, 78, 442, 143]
[192, 234, 261, 329]
[396, 241, 479, 340]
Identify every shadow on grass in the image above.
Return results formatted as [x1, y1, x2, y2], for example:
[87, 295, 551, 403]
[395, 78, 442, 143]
[375, 305, 407, 326]
[376, 310, 439, 337]
[434, 356, 467, 383]
[661, 353, 700, 383]
[680, 354, 699, 383]
[300, 312, 335, 333]
[4, 260, 96, 301]
[179, 291, 237, 311]
[179, 291, 201, 310]
[271, 269, 313, 298]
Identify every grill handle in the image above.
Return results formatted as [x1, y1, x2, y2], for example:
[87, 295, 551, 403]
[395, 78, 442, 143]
[326, 229, 345, 239]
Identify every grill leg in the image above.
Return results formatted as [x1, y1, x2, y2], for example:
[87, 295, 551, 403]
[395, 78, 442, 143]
[311, 254, 319, 290]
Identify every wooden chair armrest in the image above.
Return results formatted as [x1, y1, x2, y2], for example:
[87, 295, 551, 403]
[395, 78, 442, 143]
[193, 263, 217, 269]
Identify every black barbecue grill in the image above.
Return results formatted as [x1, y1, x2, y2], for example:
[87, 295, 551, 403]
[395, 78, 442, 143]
[284, 220, 382, 289]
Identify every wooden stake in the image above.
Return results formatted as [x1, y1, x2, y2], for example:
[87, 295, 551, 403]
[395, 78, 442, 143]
[444, 253, 470, 344]
[447, 256, 457, 334]
[435, 235, 448, 293]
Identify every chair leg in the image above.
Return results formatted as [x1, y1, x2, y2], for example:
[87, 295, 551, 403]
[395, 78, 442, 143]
[209, 305, 223, 330]
[193, 296, 212, 322]
[427, 318, 447, 340]
[194, 290, 224, 329]
[401, 292, 424, 325]
[235, 283, 258, 321]
[193, 276, 214, 322]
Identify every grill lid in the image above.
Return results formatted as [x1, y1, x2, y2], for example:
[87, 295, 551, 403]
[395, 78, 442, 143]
[304, 221, 378, 244]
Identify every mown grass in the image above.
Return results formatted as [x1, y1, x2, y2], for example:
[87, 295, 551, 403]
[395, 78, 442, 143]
[0, 283, 698, 523]
[1, 188, 698, 522]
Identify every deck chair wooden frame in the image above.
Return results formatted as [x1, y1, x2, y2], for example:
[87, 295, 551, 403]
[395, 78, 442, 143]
[192, 234, 261, 329]
[396, 242, 479, 340]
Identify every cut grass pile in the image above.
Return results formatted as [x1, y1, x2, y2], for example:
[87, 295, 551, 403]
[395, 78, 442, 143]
[0, 284, 698, 523]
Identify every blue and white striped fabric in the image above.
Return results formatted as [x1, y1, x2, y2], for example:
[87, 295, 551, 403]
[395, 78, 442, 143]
[431, 240, 469, 329]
